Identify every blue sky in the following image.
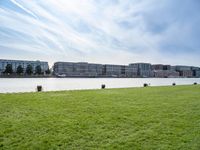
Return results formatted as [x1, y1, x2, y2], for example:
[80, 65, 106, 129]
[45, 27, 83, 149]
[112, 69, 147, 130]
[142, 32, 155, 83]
[0, 0, 200, 66]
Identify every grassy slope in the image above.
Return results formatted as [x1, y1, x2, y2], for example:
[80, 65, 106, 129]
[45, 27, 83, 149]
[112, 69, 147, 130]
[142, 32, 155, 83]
[0, 85, 200, 150]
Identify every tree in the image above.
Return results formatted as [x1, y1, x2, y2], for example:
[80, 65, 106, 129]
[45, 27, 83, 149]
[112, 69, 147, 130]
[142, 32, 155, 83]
[26, 64, 33, 75]
[16, 65, 24, 75]
[35, 65, 42, 75]
[4, 64, 13, 74]
[45, 68, 51, 75]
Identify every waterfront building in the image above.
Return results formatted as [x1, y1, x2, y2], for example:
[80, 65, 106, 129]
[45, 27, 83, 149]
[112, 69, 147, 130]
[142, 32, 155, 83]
[73, 62, 90, 76]
[53, 62, 74, 76]
[175, 66, 191, 71]
[53, 61, 199, 78]
[179, 70, 193, 77]
[54, 62, 139, 78]
[195, 70, 200, 77]
[152, 64, 164, 70]
[175, 66, 193, 77]
[153, 70, 180, 78]
[152, 64, 179, 78]
[1, 59, 199, 78]
[170, 66, 176, 71]
[191, 67, 200, 78]
[0, 59, 49, 75]
[53, 62, 103, 77]
[125, 65, 138, 77]
[152, 64, 171, 71]
[129, 63, 153, 77]
[163, 65, 171, 70]
[102, 64, 123, 77]
[88, 63, 103, 77]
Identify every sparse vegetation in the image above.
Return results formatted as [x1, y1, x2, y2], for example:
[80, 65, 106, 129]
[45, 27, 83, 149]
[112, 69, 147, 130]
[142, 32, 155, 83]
[4, 64, 13, 74]
[26, 64, 33, 75]
[35, 65, 42, 75]
[16, 65, 24, 75]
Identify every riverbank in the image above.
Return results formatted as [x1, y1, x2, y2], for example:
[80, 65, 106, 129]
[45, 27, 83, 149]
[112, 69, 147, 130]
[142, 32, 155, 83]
[0, 75, 52, 78]
[1, 74, 200, 79]
[1, 85, 200, 149]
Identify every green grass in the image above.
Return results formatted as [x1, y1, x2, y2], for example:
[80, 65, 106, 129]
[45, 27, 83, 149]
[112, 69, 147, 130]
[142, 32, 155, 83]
[0, 85, 200, 150]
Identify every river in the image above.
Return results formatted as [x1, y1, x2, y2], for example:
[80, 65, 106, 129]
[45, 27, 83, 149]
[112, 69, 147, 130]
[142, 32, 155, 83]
[0, 78, 199, 93]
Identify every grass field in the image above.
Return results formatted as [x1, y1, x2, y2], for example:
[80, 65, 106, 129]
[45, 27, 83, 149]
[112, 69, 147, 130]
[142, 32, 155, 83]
[0, 85, 200, 149]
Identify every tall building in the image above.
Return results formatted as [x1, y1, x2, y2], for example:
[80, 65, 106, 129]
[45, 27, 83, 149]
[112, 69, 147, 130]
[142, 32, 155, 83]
[0, 59, 49, 75]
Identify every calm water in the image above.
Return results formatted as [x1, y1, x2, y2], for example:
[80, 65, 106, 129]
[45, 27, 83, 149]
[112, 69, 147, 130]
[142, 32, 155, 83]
[0, 78, 199, 93]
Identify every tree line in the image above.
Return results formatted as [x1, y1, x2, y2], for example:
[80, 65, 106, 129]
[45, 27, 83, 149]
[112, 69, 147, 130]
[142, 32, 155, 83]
[3, 64, 51, 75]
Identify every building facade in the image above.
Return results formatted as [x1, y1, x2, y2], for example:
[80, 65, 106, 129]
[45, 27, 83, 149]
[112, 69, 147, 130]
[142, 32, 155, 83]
[152, 64, 164, 70]
[125, 65, 138, 77]
[54, 62, 140, 78]
[130, 63, 153, 77]
[153, 70, 180, 78]
[0, 59, 49, 75]
[152, 64, 171, 71]
[53, 62, 103, 77]
[152, 64, 179, 78]
[191, 67, 200, 78]
[53, 61, 200, 78]
[179, 70, 193, 77]
[102, 64, 123, 77]
[194, 70, 200, 77]
[176, 66, 191, 71]
[175, 66, 193, 77]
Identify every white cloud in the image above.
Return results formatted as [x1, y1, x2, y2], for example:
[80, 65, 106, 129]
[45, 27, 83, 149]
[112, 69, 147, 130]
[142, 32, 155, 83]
[0, 0, 200, 67]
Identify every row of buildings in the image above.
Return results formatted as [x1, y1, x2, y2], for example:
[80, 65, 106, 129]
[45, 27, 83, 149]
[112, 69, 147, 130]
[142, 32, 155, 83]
[53, 62, 200, 78]
[0, 59, 200, 78]
[0, 59, 49, 75]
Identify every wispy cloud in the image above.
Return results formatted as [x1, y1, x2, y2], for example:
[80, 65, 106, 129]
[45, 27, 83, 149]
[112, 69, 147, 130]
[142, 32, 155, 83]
[0, 0, 200, 66]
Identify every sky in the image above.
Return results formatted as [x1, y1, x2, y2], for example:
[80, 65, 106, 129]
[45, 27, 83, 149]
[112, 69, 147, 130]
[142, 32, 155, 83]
[0, 0, 200, 67]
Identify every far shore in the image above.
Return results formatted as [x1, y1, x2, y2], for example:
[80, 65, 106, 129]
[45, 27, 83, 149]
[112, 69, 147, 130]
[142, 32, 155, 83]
[0, 75, 52, 78]
[1, 75, 199, 79]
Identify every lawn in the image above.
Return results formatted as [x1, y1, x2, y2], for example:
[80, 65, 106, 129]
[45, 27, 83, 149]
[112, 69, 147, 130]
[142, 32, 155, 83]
[0, 85, 200, 150]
